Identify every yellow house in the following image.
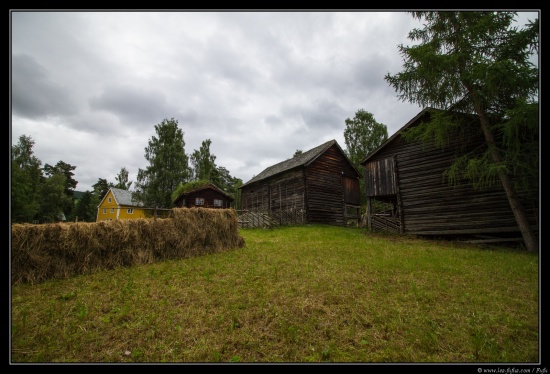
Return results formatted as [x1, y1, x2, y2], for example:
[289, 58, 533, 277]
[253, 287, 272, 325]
[96, 187, 148, 221]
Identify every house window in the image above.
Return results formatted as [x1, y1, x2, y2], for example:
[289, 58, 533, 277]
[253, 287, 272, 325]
[111, 208, 114, 213]
[195, 197, 204, 206]
[108, 197, 112, 203]
[103, 208, 107, 214]
[214, 199, 222, 207]
[127, 208, 134, 214]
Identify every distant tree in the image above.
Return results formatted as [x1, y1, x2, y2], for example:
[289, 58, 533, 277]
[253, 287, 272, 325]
[37, 173, 72, 223]
[343, 109, 388, 169]
[190, 139, 217, 182]
[384, 11, 539, 251]
[213, 166, 236, 191]
[114, 166, 132, 190]
[229, 178, 243, 210]
[213, 166, 242, 209]
[134, 118, 190, 208]
[293, 150, 303, 157]
[92, 178, 113, 201]
[11, 135, 42, 222]
[42, 160, 78, 220]
[73, 190, 100, 222]
[43, 160, 77, 197]
[343, 109, 388, 209]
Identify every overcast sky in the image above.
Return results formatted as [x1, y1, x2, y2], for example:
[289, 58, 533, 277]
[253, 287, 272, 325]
[10, 10, 539, 192]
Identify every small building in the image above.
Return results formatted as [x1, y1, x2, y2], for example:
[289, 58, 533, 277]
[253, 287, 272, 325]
[239, 139, 361, 226]
[96, 187, 147, 222]
[361, 108, 539, 242]
[173, 183, 233, 209]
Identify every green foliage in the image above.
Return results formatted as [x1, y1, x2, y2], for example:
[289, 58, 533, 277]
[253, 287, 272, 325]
[92, 178, 113, 201]
[190, 139, 217, 181]
[43, 161, 77, 197]
[11, 135, 43, 223]
[134, 118, 190, 208]
[37, 173, 72, 223]
[344, 109, 388, 168]
[500, 100, 539, 200]
[73, 191, 100, 222]
[11, 135, 84, 223]
[114, 167, 132, 190]
[171, 179, 210, 202]
[386, 12, 538, 114]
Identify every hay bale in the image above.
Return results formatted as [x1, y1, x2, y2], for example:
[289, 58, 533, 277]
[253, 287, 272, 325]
[11, 208, 245, 284]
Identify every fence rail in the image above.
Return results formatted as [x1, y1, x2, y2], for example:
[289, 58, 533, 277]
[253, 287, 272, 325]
[236, 210, 305, 228]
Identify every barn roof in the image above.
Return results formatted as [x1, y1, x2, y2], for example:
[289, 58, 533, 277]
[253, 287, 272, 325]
[241, 139, 358, 188]
[360, 107, 433, 165]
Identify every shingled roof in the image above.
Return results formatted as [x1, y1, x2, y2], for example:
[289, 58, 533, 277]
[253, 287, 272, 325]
[110, 187, 144, 207]
[241, 139, 342, 187]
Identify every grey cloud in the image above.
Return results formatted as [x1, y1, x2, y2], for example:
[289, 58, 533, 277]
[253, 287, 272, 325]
[89, 85, 184, 126]
[12, 54, 79, 119]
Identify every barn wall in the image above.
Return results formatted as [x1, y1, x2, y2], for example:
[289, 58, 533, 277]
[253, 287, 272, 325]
[240, 168, 306, 215]
[306, 144, 358, 226]
[363, 115, 539, 237]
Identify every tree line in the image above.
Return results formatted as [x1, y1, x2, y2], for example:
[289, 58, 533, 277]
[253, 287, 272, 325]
[11, 123, 244, 224]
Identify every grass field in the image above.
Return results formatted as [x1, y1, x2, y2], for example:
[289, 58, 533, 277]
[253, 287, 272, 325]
[10, 225, 539, 363]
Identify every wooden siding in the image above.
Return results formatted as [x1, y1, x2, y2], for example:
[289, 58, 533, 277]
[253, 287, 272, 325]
[305, 145, 360, 226]
[176, 188, 232, 209]
[342, 176, 360, 205]
[363, 114, 539, 238]
[241, 168, 305, 215]
[364, 157, 397, 196]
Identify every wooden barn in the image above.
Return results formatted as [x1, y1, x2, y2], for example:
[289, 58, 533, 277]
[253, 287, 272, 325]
[361, 108, 539, 243]
[173, 183, 233, 209]
[239, 139, 361, 226]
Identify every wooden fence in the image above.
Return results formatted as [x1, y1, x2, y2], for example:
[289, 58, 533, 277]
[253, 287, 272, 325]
[236, 210, 306, 228]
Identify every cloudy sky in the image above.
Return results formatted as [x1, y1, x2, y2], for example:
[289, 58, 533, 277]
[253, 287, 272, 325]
[10, 10, 539, 192]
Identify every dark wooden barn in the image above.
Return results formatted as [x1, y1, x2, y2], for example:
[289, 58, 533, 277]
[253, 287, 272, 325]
[173, 183, 233, 209]
[361, 108, 539, 243]
[239, 139, 361, 226]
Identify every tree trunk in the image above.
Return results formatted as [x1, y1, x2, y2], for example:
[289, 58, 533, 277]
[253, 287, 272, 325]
[474, 104, 538, 252]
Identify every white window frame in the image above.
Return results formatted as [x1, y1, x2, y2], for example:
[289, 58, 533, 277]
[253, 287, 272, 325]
[108, 197, 112, 203]
[127, 208, 134, 214]
[110, 208, 114, 213]
[214, 199, 222, 207]
[103, 208, 107, 214]
[195, 197, 204, 206]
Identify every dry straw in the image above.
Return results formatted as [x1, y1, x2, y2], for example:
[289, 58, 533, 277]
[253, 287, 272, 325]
[11, 208, 245, 285]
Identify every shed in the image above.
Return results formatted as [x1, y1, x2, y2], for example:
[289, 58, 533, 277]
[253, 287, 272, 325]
[360, 108, 539, 242]
[173, 183, 233, 209]
[239, 139, 361, 226]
